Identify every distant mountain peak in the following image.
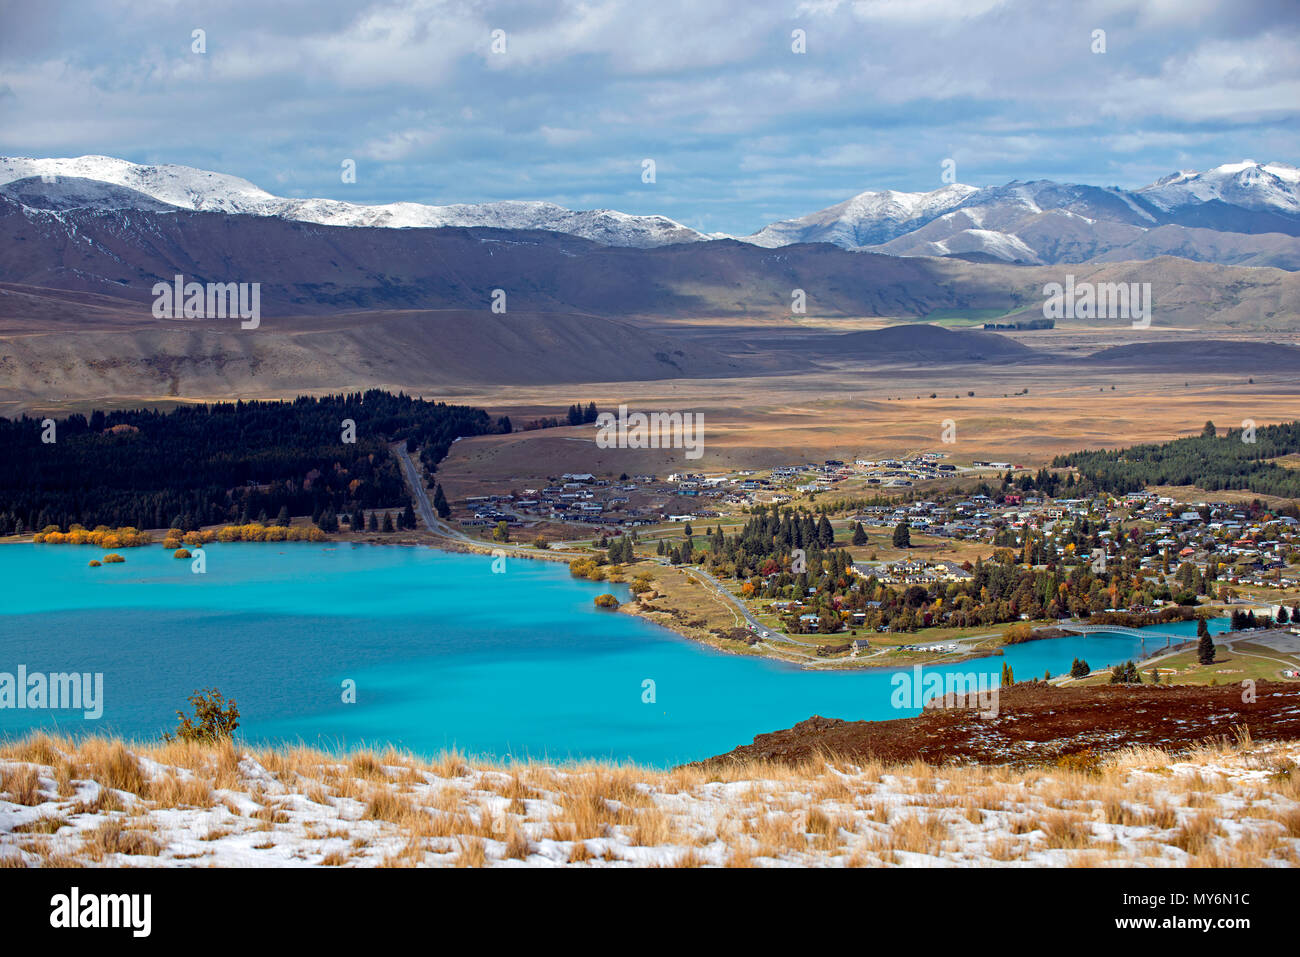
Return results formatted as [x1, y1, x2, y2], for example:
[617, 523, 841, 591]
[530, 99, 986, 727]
[0, 155, 707, 249]
[745, 160, 1300, 267]
[1138, 160, 1300, 214]
[2, 153, 1297, 268]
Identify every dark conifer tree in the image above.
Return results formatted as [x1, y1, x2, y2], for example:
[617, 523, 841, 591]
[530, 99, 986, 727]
[1197, 632, 1216, 665]
[432, 484, 450, 519]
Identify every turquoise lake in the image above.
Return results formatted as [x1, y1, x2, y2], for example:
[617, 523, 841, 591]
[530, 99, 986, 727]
[0, 543, 1230, 766]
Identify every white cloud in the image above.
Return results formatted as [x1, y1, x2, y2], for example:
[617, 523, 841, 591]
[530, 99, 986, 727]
[0, 0, 1294, 235]
[538, 125, 591, 146]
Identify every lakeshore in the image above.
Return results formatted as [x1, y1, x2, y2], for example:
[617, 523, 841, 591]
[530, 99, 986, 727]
[0, 540, 1208, 767]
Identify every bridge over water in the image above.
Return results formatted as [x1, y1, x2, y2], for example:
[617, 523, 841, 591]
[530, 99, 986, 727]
[1060, 624, 1190, 643]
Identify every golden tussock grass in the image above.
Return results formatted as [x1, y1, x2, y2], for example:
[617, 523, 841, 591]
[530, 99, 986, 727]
[4, 732, 1300, 867]
[0, 765, 44, 806]
[81, 820, 162, 860]
[362, 787, 418, 824]
[1040, 812, 1093, 850]
[453, 836, 486, 867]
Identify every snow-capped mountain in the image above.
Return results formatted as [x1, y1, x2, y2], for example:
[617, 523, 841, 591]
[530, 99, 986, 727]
[745, 184, 980, 248]
[1139, 161, 1300, 213]
[744, 161, 1300, 267]
[0, 155, 708, 248]
[2, 155, 1298, 267]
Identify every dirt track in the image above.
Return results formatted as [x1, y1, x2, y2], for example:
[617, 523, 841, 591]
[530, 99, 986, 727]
[697, 681, 1300, 769]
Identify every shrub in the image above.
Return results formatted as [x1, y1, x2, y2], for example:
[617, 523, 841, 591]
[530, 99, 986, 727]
[1004, 622, 1034, 643]
[569, 559, 605, 581]
[173, 548, 191, 559]
[102, 553, 125, 563]
[164, 688, 240, 744]
[594, 594, 621, 610]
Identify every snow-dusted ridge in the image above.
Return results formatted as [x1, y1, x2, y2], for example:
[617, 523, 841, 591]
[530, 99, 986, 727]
[1138, 160, 1300, 213]
[2, 155, 1297, 263]
[0, 155, 708, 249]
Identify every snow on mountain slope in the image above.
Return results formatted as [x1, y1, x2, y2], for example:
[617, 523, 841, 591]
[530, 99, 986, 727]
[869, 226, 1042, 263]
[0, 175, 178, 213]
[746, 162, 1299, 266]
[1138, 160, 1300, 213]
[0, 155, 278, 214]
[745, 184, 979, 248]
[0, 156, 707, 248]
[4, 154, 1298, 265]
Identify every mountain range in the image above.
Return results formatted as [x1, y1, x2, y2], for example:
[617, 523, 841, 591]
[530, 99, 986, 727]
[3, 155, 1299, 269]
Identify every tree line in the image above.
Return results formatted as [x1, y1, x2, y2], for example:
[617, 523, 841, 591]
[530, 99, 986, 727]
[1053, 420, 1300, 499]
[0, 390, 501, 534]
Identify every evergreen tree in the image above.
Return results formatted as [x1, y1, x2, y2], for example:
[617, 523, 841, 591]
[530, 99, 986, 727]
[381, 512, 394, 533]
[892, 520, 911, 549]
[367, 511, 378, 532]
[1197, 632, 1216, 665]
[852, 522, 867, 545]
[817, 515, 834, 548]
[1110, 660, 1141, 684]
[275, 505, 291, 527]
[318, 507, 338, 533]
[432, 484, 450, 519]
[401, 503, 417, 530]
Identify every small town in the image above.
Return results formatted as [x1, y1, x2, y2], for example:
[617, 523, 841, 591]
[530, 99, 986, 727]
[433, 443, 1300, 683]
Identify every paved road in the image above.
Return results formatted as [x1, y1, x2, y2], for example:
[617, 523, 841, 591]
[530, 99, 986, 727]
[394, 444, 435, 528]
[393, 443, 466, 539]
[675, 564, 804, 645]
[1221, 639, 1298, 671]
[393, 443, 588, 560]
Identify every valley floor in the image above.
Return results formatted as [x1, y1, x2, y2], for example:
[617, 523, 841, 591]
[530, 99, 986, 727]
[2, 733, 1298, 868]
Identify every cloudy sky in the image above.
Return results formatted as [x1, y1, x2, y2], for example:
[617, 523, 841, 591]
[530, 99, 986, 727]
[1, 0, 1297, 235]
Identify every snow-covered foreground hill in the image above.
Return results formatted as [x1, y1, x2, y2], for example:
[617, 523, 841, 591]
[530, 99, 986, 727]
[2, 735, 1297, 867]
